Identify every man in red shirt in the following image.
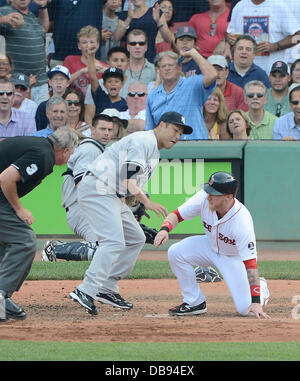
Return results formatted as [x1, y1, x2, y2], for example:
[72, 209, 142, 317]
[189, 0, 230, 59]
[208, 55, 248, 112]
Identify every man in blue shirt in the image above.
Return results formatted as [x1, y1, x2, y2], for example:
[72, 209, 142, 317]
[32, 96, 68, 137]
[227, 35, 270, 90]
[273, 83, 300, 140]
[146, 49, 217, 140]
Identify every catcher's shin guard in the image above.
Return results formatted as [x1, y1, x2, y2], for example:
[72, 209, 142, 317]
[53, 241, 97, 261]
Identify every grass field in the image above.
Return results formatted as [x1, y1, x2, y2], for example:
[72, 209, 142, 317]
[1, 259, 299, 363]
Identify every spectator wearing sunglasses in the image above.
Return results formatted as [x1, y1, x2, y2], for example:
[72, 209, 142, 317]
[265, 61, 291, 118]
[125, 29, 156, 87]
[11, 72, 38, 118]
[273, 84, 300, 141]
[63, 89, 89, 140]
[244, 80, 277, 140]
[0, 78, 36, 139]
[120, 81, 148, 133]
[188, 0, 230, 59]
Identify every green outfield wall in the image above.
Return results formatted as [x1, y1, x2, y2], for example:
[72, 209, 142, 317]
[21, 140, 300, 242]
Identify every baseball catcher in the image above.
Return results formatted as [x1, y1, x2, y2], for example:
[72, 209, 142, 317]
[42, 196, 158, 262]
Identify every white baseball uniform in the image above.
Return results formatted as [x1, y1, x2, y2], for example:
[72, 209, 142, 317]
[168, 189, 265, 315]
[76, 130, 160, 298]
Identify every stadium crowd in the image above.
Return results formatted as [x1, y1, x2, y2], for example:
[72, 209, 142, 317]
[0, 0, 300, 141]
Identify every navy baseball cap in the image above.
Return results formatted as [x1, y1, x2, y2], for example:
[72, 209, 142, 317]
[158, 111, 193, 135]
[102, 67, 124, 82]
[175, 26, 197, 40]
[270, 61, 289, 75]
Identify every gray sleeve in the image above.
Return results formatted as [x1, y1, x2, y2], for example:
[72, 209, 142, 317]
[73, 144, 102, 184]
[84, 85, 95, 105]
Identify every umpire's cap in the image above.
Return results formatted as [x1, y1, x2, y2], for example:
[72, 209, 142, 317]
[158, 111, 193, 135]
[204, 172, 238, 196]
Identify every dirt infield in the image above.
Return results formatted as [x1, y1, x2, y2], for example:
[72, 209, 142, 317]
[1, 277, 300, 342]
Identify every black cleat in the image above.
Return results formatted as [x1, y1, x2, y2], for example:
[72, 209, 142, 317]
[169, 301, 207, 316]
[95, 293, 133, 309]
[69, 288, 98, 315]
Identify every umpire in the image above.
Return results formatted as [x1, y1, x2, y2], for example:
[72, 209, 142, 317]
[0, 127, 78, 321]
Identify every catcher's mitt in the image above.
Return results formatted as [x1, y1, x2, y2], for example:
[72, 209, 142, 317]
[195, 266, 222, 283]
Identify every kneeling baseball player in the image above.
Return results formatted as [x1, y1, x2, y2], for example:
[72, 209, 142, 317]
[154, 171, 270, 319]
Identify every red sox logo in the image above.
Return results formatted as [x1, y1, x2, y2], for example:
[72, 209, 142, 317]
[202, 221, 236, 245]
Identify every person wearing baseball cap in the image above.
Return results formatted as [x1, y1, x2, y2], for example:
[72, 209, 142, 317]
[158, 111, 193, 135]
[69, 109, 191, 315]
[174, 26, 202, 77]
[154, 170, 270, 319]
[101, 108, 128, 139]
[87, 47, 128, 115]
[208, 55, 248, 112]
[35, 66, 71, 131]
[11, 73, 38, 117]
[47, 65, 71, 80]
[265, 61, 291, 118]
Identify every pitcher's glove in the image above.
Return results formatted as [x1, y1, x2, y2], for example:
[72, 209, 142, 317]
[126, 195, 150, 222]
[140, 224, 158, 244]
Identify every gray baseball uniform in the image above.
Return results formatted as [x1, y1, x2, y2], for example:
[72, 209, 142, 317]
[76, 130, 160, 297]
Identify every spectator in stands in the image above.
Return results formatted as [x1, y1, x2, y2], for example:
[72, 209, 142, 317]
[11, 73, 38, 117]
[174, 26, 201, 77]
[225, 0, 300, 73]
[120, 81, 148, 133]
[48, 0, 104, 67]
[265, 61, 291, 118]
[203, 86, 229, 139]
[101, 0, 122, 63]
[226, 109, 251, 140]
[244, 80, 277, 139]
[207, 55, 248, 112]
[146, 49, 217, 140]
[189, 0, 229, 59]
[290, 59, 300, 85]
[35, 65, 70, 131]
[273, 84, 300, 140]
[0, 54, 13, 80]
[100, 108, 128, 139]
[227, 35, 270, 89]
[63, 89, 88, 139]
[84, 47, 130, 124]
[63, 26, 107, 97]
[124, 29, 156, 86]
[155, 0, 176, 55]
[0, 78, 36, 138]
[32, 96, 68, 137]
[88, 57, 127, 115]
[116, 0, 173, 63]
[0, 0, 50, 105]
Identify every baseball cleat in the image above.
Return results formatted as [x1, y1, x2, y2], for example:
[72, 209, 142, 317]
[169, 301, 207, 316]
[69, 288, 98, 315]
[95, 292, 133, 309]
[195, 266, 222, 282]
[41, 240, 63, 262]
